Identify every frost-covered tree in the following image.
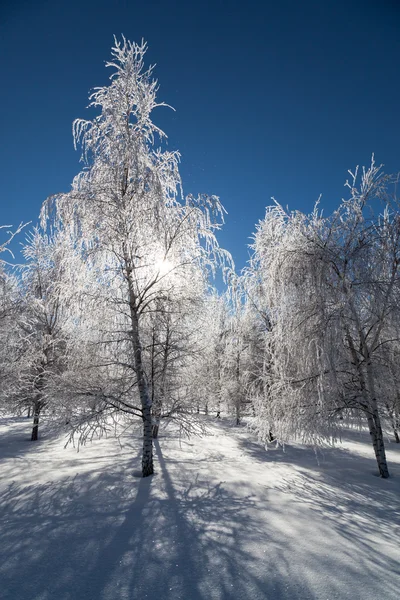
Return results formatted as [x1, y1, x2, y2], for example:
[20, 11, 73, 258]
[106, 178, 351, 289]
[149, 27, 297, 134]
[0, 224, 26, 413]
[221, 280, 255, 425]
[191, 283, 266, 424]
[251, 160, 400, 478]
[42, 38, 230, 477]
[190, 293, 228, 417]
[12, 229, 72, 440]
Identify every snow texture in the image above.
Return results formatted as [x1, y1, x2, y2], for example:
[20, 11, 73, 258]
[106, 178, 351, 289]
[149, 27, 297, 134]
[1, 417, 399, 600]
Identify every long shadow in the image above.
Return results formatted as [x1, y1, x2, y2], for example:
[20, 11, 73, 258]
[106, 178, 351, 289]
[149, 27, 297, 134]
[0, 435, 320, 600]
[0, 437, 145, 600]
[0, 416, 69, 461]
[1, 440, 267, 600]
[232, 425, 400, 594]
[152, 440, 305, 600]
[2, 420, 400, 600]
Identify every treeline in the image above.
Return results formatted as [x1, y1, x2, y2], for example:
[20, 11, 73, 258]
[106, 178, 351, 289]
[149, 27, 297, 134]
[1, 38, 399, 478]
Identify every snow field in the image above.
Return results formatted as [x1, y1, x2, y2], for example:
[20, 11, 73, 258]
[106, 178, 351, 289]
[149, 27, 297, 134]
[1, 417, 399, 600]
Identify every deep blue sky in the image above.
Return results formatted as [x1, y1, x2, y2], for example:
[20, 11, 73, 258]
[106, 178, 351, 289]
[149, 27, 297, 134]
[1, 0, 400, 269]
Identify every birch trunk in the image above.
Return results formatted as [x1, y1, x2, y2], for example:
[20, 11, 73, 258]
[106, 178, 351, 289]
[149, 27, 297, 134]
[365, 411, 389, 478]
[345, 328, 390, 477]
[385, 403, 400, 443]
[31, 369, 45, 441]
[142, 404, 154, 477]
[127, 263, 154, 477]
[393, 406, 400, 443]
[31, 403, 41, 441]
[366, 362, 389, 478]
[235, 404, 241, 426]
[131, 313, 154, 477]
[235, 348, 241, 425]
[152, 400, 161, 439]
[152, 321, 169, 439]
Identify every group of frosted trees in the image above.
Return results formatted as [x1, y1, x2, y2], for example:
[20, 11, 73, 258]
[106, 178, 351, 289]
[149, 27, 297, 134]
[1, 38, 399, 478]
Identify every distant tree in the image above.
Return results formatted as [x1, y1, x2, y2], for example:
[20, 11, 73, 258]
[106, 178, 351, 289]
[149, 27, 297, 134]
[13, 229, 71, 440]
[0, 224, 26, 413]
[190, 293, 228, 417]
[221, 280, 252, 425]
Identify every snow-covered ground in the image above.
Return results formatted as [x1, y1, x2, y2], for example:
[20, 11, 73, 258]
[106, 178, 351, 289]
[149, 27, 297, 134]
[1, 416, 399, 600]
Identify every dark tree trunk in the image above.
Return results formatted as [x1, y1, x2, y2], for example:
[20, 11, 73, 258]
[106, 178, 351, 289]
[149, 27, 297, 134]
[31, 406, 40, 441]
[235, 406, 240, 426]
[389, 413, 400, 443]
[151, 399, 161, 439]
[151, 322, 169, 440]
[365, 363, 389, 478]
[135, 340, 153, 477]
[142, 405, 154, 477]
[150, 330, 160, 440]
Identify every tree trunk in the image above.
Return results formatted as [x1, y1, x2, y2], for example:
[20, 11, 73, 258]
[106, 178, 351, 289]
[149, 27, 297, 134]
[31, 405, 40, 441]
[127, 274, 154, 477]
[152, 320, 169, 440]
[346, 331, 390, 478]
[365, 411, 389, 478]
[150, 329, 160, 440]
[392, 407, 400, 443]
[365, 362, 389, 478]
[135, 338, 154, 477]
[385, 403, 400, 443]
[235, 349, 241, 425]
[142, 405, 154, 476]
[152, 402, 161, 439]
[235, 404, 241, 426]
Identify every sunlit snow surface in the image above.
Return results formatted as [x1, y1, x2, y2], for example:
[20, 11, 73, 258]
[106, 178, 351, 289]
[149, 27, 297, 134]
[1, 417, 399, 600]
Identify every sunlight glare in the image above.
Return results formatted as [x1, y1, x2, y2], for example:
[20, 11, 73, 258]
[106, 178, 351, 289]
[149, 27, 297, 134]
[155, 258, 173, 276]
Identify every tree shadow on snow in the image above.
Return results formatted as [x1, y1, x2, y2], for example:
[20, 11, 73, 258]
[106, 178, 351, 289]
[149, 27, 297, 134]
[1, 422, 400, 600]
[0, 416, 69, 462]
[232, 427, 400, 596]
[0, 436, 277, 600]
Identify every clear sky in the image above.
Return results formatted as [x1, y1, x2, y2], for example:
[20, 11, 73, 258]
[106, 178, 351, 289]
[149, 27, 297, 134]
[1, 0, 400, 270]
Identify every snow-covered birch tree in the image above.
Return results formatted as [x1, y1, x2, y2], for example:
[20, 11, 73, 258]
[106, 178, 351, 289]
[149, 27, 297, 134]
[12, 229, 72, 440]
[0, 224, 26, 413]
[42, 37, 230, 477]
[251, 160, 400, 478]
